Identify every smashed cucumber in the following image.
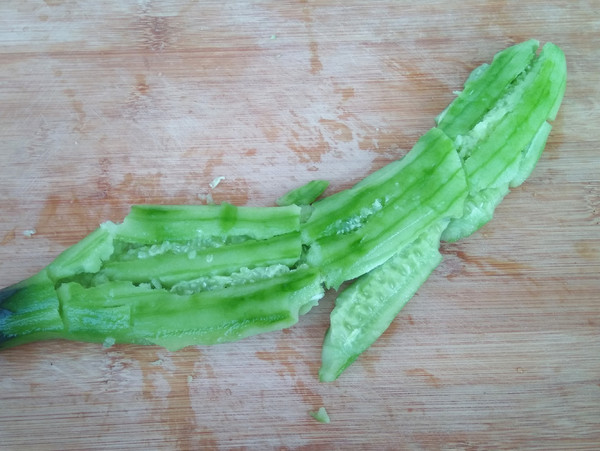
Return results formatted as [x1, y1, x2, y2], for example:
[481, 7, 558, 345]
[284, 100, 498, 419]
[0, 41, 566, 384]
[319, 220, 448, 382]
[276, 180, 329, 207]
[58, 266, 323, 350]
[318, 40, 566, 380]
[303, 127, 467, 290]
[1, 203, 324, 349]
[439, 41, 567, 241]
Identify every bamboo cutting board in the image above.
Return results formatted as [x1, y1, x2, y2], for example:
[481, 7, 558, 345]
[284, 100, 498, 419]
[1, 1, 598, 449]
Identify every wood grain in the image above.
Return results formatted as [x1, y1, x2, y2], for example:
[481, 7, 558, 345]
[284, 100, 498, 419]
[1, 1, 598, 449]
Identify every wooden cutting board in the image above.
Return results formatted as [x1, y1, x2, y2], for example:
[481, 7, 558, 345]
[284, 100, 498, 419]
[1, 1, 598, 449]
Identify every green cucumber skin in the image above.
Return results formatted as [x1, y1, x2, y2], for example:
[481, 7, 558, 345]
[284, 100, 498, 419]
[436, 39, 539, 139]
[276, 180, 330, 207]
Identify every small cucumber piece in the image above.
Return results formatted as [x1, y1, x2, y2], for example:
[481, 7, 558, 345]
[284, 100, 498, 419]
[115, 203, 302, 244]
[101, 232, 303, 288]
[276, 180, 329, 206]
[319, 221, 447, 382]
[0, 270, 65, 349]
[58, 266, 324, 350]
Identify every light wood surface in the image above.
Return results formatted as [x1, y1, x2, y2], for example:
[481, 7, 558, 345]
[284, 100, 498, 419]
[1, 1, 598, 449]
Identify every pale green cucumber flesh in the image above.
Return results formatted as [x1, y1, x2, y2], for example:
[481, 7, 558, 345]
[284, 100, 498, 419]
[101, 232, 303, 287]
[116, 203, 302, 244]
[436, 39, 539, 139]
[319, 221, 447, 382]
[306, 128, 467, 288]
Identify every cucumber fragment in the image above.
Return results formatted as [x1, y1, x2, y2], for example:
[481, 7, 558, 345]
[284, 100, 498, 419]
[276, 180, 330, 206]
[58, 266, 323, 350]
[441, 185, 509, 243]
[436, 39, 539, 139]
[0, 270, 64, 348]
[319, 221, 446, 382]
[510, 121, 553, 188]
[309, 407, 331, 424]
[1, 201, 313, 350]
[101, 232, 303, 288]
[115, 203, 302, 244]
[440, 41, 567, 241]
[320, 40, 566, 380]
[47, 222, 117, 282]
[304, 128, 467, 289]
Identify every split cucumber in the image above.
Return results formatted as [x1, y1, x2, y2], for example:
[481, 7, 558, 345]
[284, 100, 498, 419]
[0, 41, 567, 384]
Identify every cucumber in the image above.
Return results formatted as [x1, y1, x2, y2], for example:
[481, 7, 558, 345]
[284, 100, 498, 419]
[319, 221, 447, 382]
[319, 41, 566, 380]
[1, 41, 567, 385]
[58, 266, 323, 350]
[441, 42, 567, 241]
[304, 128, 467, 289]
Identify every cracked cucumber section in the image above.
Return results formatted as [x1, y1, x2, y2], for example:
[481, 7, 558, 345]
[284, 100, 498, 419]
[1, 203, 324, 349]
[319, 40, 566, 381]
[439, 41, 566, 241]
[58, 265, 323, 350]
[303, 128, 467, 289]
[319, 221, 448, 382]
